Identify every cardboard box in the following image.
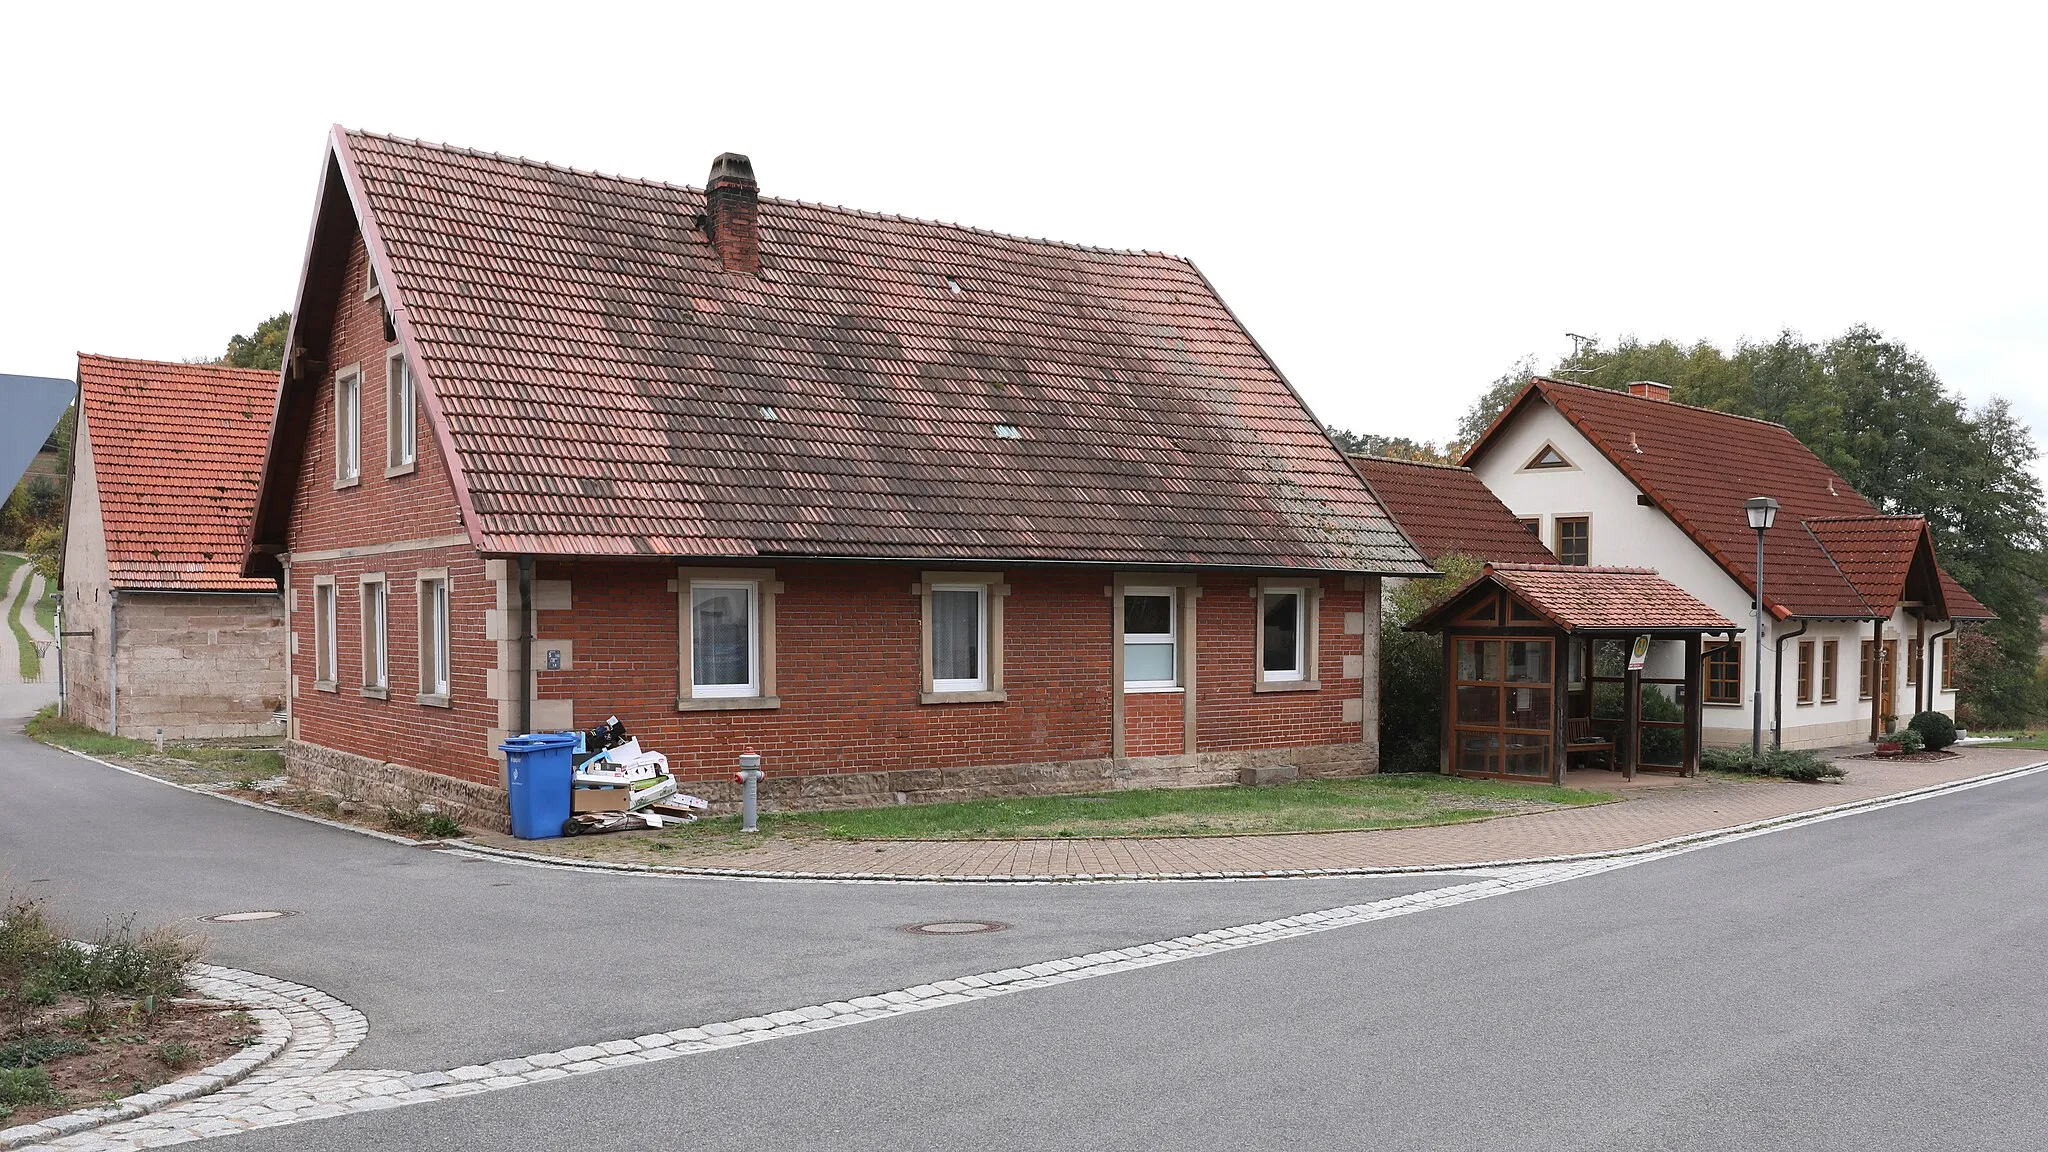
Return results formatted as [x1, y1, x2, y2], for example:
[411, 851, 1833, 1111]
[572, 786, 631, 813]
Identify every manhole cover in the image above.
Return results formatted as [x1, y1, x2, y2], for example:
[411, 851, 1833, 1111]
[905, 920, 1007, 936]
[202, 910, 297, 923]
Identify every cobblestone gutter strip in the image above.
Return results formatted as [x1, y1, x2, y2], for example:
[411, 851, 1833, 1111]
[0, 965, 365, 1150]
[438, 759, 2048, 884]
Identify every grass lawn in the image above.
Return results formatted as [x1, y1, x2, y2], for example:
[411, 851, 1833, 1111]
[1967, 730, 2048, 750]
[657, 773, 1616, 842]
[25, 707, 284, 786]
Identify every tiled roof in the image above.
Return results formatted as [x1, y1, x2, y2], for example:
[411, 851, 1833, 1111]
[1412, 564, 1738, 634]
[1466, 379, 1992, 620]
[77, 355, 278, 592]
[1348, 455, 1555, 565]
[1804, 516, 1929, 617]
[1938, 569, 1997, 620]
[282, 130, 1429, 574]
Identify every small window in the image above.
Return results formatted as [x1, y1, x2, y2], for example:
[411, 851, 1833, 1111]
[1519, 517, 1540, 536]
[361, 577, 387, 692]
[1906, 638, 1921, 685]
[1796, 640, 1814, 704]
[993, 424, 1022, 439]
[334, 367, 361, 484]
[1261, 589, 1306, 682]
[386, 351, 416, 472]
[1522, 443, 1573, 470]
[1859, 640, 1874, 700]
[1704, 641, 1740, 705]
[930, 584, 988, 693]
[313, 580, 337, 687]
[419, 575, 451, 700]
[690, 582, 758, 698]
[1940, 638, 1955, 692]
[1821, 640, 1839, 703]
[364, 262, 381, 300]
[1123, 587, 1178, 689]
[1555, 517, 1590, 566]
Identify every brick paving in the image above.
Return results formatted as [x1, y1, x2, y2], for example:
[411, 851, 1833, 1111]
[474, 746, 2045, 880]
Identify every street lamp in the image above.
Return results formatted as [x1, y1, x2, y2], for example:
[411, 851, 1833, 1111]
[1745, 496, 1779, 758]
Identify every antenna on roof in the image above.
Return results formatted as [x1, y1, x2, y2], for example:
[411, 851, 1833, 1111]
[1555, 332, 1598, 378]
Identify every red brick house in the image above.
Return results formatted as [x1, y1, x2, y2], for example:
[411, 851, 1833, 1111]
[244, 129, 1432, 827]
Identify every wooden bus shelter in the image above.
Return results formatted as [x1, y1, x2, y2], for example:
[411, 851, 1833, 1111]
[1410, 564, 1740, 784]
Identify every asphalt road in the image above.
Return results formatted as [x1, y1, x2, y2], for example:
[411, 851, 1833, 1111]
[186, 763, 2048, 1151]
[0, 721, 1449, 1071]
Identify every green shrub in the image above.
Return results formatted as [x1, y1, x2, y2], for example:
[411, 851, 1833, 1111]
[1908, 711, 1958, 751]
[1700, 747, 1845, 781]
[1879, 729, 1925, 755]
[0, 1037, 87, 1069]
[0, 1065, 59, 1115]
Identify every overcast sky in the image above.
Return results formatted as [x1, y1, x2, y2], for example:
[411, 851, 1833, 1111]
[5, 2, 2042, 458]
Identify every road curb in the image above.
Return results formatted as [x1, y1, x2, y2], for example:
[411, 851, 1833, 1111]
[437, 759, 2048, 884]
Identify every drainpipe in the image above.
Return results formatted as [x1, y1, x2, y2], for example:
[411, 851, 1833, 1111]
[516, 555, 534, 736]
[107, 590, 119, 736]
[1771, 620, 1808, 750]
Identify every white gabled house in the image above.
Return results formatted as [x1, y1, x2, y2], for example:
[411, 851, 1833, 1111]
[1464, 378, 1993, 750]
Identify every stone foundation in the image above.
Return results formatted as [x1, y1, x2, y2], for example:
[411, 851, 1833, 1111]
[286, 737, 1372, 826]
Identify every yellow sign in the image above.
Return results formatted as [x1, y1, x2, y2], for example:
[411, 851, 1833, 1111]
[1627, 635, 1652, 671]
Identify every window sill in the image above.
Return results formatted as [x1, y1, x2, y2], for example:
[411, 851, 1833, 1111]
[313, 680, 337, 694]
[384, 460, 417, 479]
[333, 476, 360, 491]
[1703, 701, 1745, 708]
[1124, 685, 1184, 695]
[416, 693, 452, 709]
[1254, 679, 1321, 694]
[360, 686, 388, 700]
[921, 689, 1008, 705]
[678, 695, 781, 712]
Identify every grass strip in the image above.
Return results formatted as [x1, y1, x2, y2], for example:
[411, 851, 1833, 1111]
[27, 706, 285, 779]
[0, 553, 32, 680]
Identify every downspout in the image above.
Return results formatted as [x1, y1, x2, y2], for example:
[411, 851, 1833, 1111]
[107, 590, 119, 736]
[516, 555, 534, 736]
[1771, 620, 1809, 750]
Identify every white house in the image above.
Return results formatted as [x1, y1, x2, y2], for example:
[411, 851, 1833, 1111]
[1464, 378, 1993, 750]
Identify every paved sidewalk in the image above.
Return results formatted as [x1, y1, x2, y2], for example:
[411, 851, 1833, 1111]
[468, 746, 2045, 879]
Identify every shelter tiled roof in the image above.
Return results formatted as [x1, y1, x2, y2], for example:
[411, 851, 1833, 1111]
[1348, 455, 1555, 565]
[1465, 379, 1992, 621]
[77, 355, 277, 592]
[255, 129, 1430, 575]
[1411, 564, 1738, 634]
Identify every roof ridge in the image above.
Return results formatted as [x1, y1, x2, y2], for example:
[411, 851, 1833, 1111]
[1490, 563, 1659, 575]
[77, 352, 278, 379]
[1346, 454, 1471, 473]
[344, 128, 1184, 262]
[1805, 513, 1924, 525]
[1533, 376, 1797, 432]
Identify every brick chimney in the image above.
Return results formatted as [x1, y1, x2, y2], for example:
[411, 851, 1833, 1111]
[704, 152, 759, 275]
[1626, 380, 1672, 402]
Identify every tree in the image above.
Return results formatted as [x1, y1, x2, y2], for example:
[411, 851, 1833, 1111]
[26, 525, 61, 583]
[1326, 427, 1453, 464]
[1380, 554, 1486, 771]
[224, 311, 290, 371]
[1455, 355, 1542, 448]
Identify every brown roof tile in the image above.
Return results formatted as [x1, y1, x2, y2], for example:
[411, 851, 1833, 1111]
[1412, 564, 1738, 634]
[78, 355, 277, 592]
[277, 130, 1430, 574]
[1347, 455, 1555, 565]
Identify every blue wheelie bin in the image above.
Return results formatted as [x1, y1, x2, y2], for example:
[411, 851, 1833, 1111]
[501, 732, 579, 839]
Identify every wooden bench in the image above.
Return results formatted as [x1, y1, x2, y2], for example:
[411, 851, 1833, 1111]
[1565, 718, 1616, 771]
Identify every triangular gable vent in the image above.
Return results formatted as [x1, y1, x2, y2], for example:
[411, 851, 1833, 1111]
[1521, 442, 1574, 471]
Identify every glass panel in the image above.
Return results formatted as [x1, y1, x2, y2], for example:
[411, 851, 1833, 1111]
[1456, 732, 1499, 775]
[932, 588, 981, 684]
[1125, 641, 1176, 685]
[1124, 593, 1173, 637]
[1455, 595, 1499, 625]
[1455, 685, 1500, 725]
[1503, 733, 1549, 777]
[1506, 687, 1551, 730]
[1641, 684, 1684, 766]
[1509, 599, 1542, 623]
[692, 586, 752, 688]
[1643, 639, 1685, 679]
[1506, 640, 1551, 683]
[1456, 640, 1500, 683]
[1262, 592, 1301, 675]
[1568, 640, 1588, 689]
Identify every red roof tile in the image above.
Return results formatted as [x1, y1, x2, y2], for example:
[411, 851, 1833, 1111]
[1412, 564, 1738, 634]
[78, 355, 277, 592]
[254, 130, 1431, 575]
[1465, 379, 1991, 621]
[1348, 456, 1555, 565]
[1938, 568, 1997, 620]
[1803, 516, 1929, 617]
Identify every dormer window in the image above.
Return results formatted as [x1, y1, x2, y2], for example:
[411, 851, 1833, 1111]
[1521, 442, 1574, 471]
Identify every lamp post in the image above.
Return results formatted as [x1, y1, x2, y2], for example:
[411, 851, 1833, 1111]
[1745, 496, 1779, 759]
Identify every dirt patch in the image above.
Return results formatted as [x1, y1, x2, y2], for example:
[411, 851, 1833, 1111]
[2, 999, 260, 1128]
[1846, 749, 1962, 762]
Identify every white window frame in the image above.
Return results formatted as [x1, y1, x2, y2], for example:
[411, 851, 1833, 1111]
[417, 569, 451, 705]
[334, 365, 361, 486]
[1260, 587, 1307, 683]
[385, 349, 417, 475]
[1122, 585, 1180, 691]
[312, 576, 337, 690]
[930, 583, 989, 694]
[363, 261, 382, 301]
[360, 574, 388, 696]
[688, 581, 760, 699]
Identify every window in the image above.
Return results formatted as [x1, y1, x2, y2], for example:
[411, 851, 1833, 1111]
[1941, 638, 1955, 692]
[360, 575, 387, 695]
[690, 582, 758, 698]
[312, 578, 337, 689]
[1522, 443, 1573, 470]
[418, 572, 451, 702]
[1518, 517, 1540, 536]
[1260, 588, 1306, 683]
[930, 584, 987, 692]
[1452, 638, 1554, 778]
[1704, 641, 1740, 705]
[1555, 517, 1590, 566]
[1123, 587, 1178, 689]
[1821, 640, 1839, 703]
[1796, 640, 1814, 704]
[1859, 640, 1874, 700]
[386, 350, 416, 473]
[334, 367, 361, 484]
[364, 262, 381, 300]
[1906, 638, 1921, 686]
